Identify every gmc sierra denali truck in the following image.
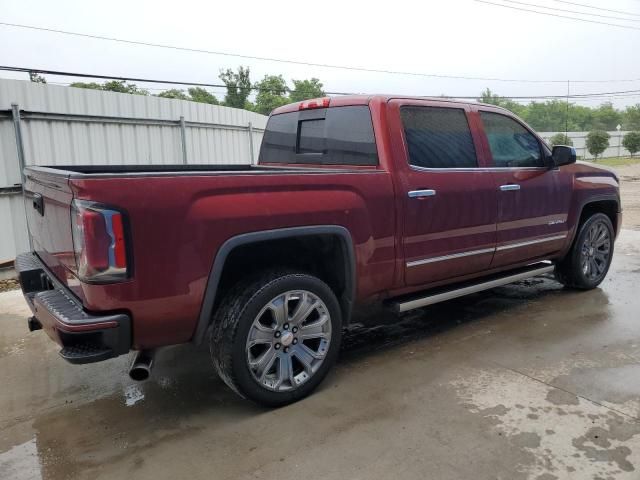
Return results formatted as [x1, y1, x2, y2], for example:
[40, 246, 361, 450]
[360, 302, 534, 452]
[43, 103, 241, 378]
[16, 95, 621, 406]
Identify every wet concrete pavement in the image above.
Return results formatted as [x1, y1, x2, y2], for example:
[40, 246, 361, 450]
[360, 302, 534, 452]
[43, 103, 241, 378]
[2, 230, 640, 480]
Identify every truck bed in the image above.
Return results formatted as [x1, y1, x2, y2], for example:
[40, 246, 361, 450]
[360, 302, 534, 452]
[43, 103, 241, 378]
[38, 164, 272, 175]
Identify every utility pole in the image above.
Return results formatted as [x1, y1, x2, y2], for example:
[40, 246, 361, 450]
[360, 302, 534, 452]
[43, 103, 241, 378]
[617, 124, 622, 158]
[564, 80, 570, 138]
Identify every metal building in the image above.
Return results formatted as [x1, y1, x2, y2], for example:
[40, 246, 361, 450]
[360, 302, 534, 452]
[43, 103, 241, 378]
[0, 78, 267, 264]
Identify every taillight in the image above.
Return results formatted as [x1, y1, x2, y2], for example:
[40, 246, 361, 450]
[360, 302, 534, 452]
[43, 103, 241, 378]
[298, 97, 330, 110]
[71, 200, 130, 283]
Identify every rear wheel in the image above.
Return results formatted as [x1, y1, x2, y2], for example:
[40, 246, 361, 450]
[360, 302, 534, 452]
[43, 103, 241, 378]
[555, 213, 614, 289]
[210, 271, 342, 407]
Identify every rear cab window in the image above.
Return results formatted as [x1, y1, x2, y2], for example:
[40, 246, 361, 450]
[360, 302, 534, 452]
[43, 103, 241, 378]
[400, 106, 478, 169]
[259, 106, 378, 166]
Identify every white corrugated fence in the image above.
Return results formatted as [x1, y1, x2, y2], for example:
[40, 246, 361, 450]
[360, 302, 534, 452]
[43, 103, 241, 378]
[539, 131, 631, 160]
[0, 78, 267, 263]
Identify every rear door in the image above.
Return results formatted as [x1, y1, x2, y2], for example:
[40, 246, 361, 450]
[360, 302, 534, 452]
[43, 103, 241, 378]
[388, 100, 498, 287]
[475, 107, 572, 268]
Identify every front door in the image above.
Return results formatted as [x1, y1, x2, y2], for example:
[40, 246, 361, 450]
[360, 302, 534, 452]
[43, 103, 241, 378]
[389, 100, 498, 287]
[476, 108, 572, 268]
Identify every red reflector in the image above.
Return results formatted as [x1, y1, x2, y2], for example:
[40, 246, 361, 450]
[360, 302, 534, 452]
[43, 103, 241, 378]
[298, 97, 330, 110]
[111, 213, 127, 268]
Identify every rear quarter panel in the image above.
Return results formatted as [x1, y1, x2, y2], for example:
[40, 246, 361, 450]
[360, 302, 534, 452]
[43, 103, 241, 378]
[70, 170, 396, 348]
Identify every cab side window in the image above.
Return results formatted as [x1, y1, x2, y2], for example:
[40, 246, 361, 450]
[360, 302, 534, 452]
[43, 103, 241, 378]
[400, 106, 478, 169]
[480, 112, 544, 168]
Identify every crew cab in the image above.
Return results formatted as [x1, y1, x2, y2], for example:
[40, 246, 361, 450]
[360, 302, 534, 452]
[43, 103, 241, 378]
[16, 95, 621, 406]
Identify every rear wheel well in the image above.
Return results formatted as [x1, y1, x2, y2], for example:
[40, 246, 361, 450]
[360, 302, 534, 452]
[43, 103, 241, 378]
[579, 200, 618, 234]
[214, 234, 352, 322]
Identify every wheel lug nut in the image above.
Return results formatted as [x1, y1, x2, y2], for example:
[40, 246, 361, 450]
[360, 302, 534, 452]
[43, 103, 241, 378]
[275, 343, 281, 349]
[293, 338, 298, 345]
[274, 331, 281, 338]
[284, 347, 289, 353]
[283, 323, 289, 330]
[292, 327, 298, 333]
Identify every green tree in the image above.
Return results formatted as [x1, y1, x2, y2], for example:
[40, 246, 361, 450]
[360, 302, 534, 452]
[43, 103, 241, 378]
[568, 104, 594, 131]
[187, 87, 219, 105]
[157, 89, 189, 100]
[71, 80, 148, 95]
[29, 71, 46, 83]
[549, 133, 573, 147]
[289, 78, 325, 103]
[101, 81, 148, 95]
[586, 130, 610, 160]
[624, 104, 640, 131]
[591, 102, 622, 131]
[524, 100, 574, 131]
[474, 90, 638, 132]
[219, 66, 252, 109]
[70, 82, 103, 90]
[477, 88, 526, 117]
[622, 131, 640, 157]
[254, 75, 289, 115]
[478, 87, 504, 106]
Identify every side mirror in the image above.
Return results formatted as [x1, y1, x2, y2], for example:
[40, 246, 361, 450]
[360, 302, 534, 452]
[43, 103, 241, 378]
[551, 145, 576, 167]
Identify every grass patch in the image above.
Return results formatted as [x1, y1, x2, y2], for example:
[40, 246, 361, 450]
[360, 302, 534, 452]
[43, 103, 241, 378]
[585, 157, 640, 167]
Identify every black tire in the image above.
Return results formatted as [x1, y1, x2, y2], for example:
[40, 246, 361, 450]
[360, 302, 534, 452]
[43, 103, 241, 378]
[555, 213, 614, 289]
[210, 270, 342, 407]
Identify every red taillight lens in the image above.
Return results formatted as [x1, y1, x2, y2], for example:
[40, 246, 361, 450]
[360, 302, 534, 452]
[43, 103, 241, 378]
[71, 200, 129, 283]
[111, 213, 127, 269]
[298, 97, 330, 110]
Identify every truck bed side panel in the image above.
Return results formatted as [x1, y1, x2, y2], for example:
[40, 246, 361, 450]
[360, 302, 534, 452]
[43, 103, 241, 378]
[69, 170, 396, 348]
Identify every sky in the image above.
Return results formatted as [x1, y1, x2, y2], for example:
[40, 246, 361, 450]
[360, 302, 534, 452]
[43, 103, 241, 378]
[1, 0, 639, 108]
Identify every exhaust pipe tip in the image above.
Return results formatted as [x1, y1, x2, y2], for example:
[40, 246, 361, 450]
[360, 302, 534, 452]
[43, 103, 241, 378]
[129, 350, 155, 381]
[27, 316, 42, 332]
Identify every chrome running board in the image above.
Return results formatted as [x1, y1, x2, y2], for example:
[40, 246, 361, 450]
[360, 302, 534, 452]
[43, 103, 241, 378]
[392, 263, 555, 313]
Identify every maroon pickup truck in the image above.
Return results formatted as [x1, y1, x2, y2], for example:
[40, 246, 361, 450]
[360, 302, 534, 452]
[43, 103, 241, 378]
[17, 95, 621, 406]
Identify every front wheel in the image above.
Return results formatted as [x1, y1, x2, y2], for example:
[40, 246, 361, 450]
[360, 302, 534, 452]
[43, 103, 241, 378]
[555, 213, 614, 289]
[210, 271, 342, 407]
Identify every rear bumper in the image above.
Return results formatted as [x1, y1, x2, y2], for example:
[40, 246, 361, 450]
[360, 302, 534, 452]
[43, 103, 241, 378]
[15, 252, 131, 364]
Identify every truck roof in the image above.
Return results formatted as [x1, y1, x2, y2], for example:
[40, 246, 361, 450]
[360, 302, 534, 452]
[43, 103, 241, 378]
[271, 94, 505, 115]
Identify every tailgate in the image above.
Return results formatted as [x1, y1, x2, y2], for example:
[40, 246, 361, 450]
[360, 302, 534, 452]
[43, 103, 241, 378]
[23, 168, 80, 297]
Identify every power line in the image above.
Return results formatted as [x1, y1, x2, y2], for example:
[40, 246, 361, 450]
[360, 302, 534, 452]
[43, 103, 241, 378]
[3, 65, 640, 101]
[498, 0, 640, 22]
[473, 0, 640, 30]
[548, 0, 640, 17]
[1, 20, 640, 84]
[0, 66, 356, 96]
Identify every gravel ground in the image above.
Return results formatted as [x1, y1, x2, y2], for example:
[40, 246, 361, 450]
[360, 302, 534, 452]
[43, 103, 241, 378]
[616, 163, 640, 230]
[0, 279, 19, 293]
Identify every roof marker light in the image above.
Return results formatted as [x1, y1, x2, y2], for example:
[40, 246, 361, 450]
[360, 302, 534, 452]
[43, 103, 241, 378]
[298, 97, 330, 110]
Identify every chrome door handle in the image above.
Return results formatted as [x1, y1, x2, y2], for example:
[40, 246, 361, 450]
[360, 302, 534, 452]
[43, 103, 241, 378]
[499, 184, 521, 191]
[408, 189, 436, 198]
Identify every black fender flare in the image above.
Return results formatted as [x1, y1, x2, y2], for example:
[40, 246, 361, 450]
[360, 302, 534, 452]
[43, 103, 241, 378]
[191, 225, 356, 344]
[561, 193, 621, 257]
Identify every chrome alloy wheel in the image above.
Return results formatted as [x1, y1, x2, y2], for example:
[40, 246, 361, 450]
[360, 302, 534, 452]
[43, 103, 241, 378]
[580, 219, 611, 281]
[245, 290, 332, 392]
